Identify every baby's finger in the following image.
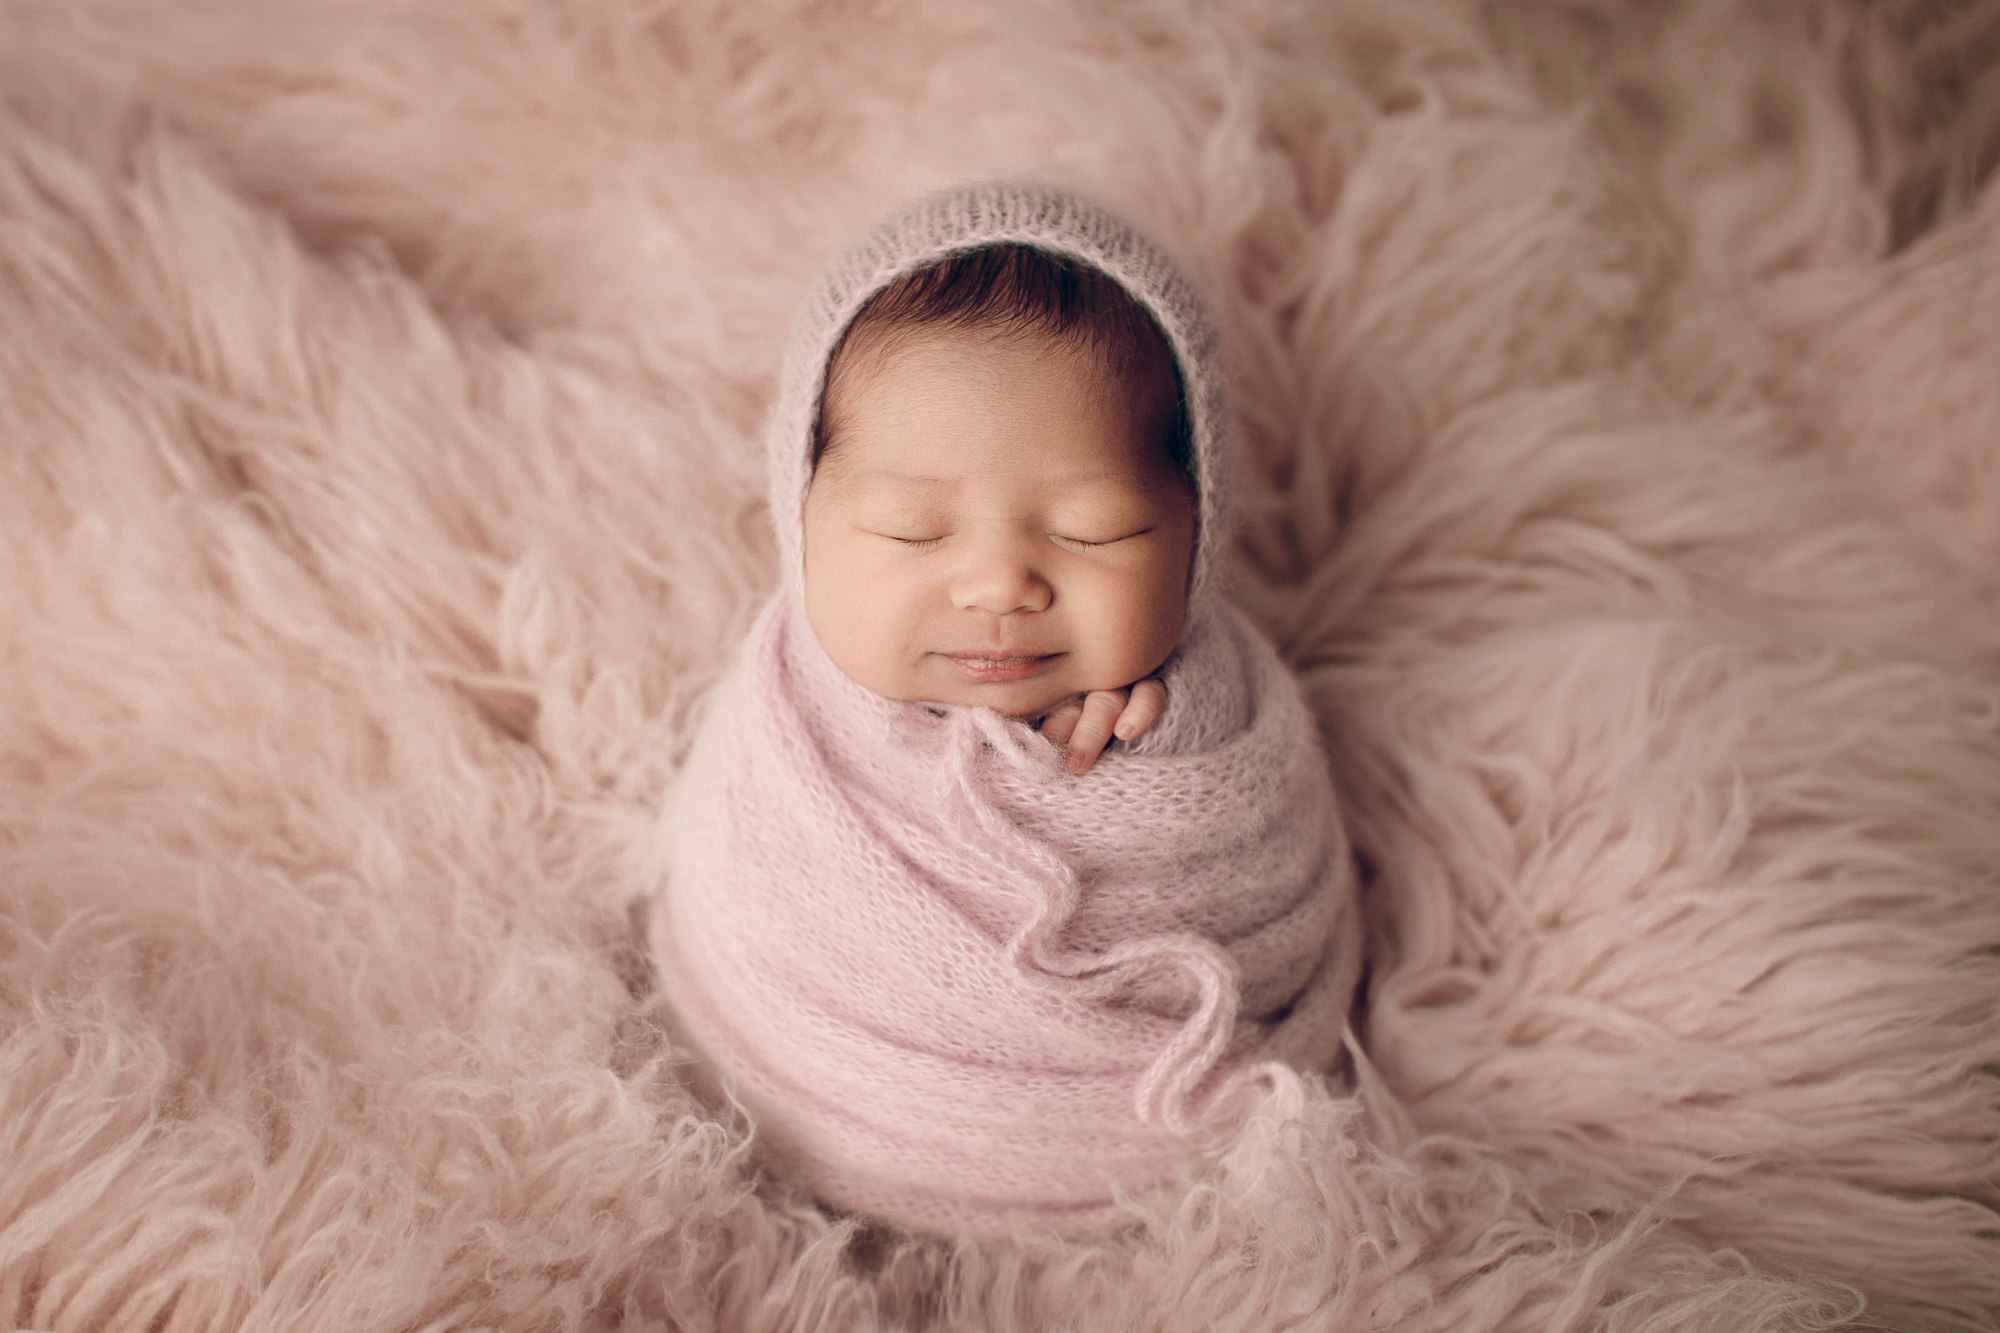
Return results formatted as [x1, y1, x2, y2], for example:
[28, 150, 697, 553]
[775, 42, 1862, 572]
[1063, 689, 1127, 776]
[1040, 700, 1084, 749]
[1113, 678, 1167, 741]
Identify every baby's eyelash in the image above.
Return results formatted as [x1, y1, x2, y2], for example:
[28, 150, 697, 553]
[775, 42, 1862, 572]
[1056, 528, 1151, 549]
[887, 535, 946, 550]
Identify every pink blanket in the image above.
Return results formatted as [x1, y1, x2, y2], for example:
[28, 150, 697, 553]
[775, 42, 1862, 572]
[652, 587, 1359, 1234]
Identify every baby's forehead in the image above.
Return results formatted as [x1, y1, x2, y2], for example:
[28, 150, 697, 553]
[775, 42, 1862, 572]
[829, 322, 1135, 407]
[825, 320, 1176, 448]
[827, 327, 1160, 449]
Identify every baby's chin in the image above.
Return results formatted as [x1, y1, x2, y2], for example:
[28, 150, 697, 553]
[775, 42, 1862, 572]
[896, 655, 1137, 720]
[921, 684, 1073, 721]
[895, 671, 1074, 720]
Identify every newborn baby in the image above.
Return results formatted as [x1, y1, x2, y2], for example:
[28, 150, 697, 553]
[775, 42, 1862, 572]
[653, 182, 1360, 1236]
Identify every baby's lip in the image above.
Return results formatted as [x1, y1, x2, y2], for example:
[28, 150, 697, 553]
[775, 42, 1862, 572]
[936, 651, 1060, 683]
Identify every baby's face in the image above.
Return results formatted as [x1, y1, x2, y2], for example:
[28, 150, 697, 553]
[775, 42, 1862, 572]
[802, 329, 1195, 719]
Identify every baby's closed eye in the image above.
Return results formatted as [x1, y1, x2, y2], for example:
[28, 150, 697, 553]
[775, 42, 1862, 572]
[1051, 527, 1152, 550]
[859, 521, 1154, 550]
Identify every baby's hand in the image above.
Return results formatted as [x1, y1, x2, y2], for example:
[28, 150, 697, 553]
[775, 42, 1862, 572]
[1040, 679, 1167, 776]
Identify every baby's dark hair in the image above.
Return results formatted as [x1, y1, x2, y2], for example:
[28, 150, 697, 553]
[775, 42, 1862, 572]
[814, 244, 1192, 480]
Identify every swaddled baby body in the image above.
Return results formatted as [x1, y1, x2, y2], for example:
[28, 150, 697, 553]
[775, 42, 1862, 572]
[653, 182, 1360, 1235]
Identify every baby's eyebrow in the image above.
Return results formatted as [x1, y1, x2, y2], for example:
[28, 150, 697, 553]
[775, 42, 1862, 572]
[855, 469, 954, 485]
[813, 469, 953, 503]
[821, 463, 1182, 499]
[872, 467, 1154, 488]
[808, 463, 942, 500]
[1056, 468, 1191, 500]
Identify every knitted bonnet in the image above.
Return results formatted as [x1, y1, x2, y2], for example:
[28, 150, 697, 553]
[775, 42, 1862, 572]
[767, 180, 1232, 607]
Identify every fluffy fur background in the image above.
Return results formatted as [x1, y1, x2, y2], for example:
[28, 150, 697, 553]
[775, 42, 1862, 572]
[3, 1, 2000, 1329]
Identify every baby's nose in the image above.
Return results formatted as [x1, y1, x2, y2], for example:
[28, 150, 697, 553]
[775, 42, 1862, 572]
[949, 539, 1052, 615]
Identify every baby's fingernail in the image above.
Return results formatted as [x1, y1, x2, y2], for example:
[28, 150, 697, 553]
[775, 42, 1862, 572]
[1112, 720, 1135, 741]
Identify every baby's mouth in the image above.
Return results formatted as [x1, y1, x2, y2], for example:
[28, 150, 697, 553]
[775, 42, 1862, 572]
[938, 652, 1059, 683]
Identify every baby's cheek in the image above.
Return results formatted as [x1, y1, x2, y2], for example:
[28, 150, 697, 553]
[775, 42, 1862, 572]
[804, 534, 897, 691]
[1077, 568, 1185, 689]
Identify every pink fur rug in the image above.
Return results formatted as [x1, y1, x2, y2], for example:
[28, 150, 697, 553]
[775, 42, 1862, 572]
[4, 2, 1999, 1329]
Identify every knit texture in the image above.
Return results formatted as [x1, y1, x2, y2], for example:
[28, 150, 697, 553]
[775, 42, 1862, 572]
[651, 180, 1359, 1234]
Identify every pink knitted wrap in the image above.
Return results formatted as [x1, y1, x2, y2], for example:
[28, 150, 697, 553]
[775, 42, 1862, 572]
[651, 182, 1360, 1234]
